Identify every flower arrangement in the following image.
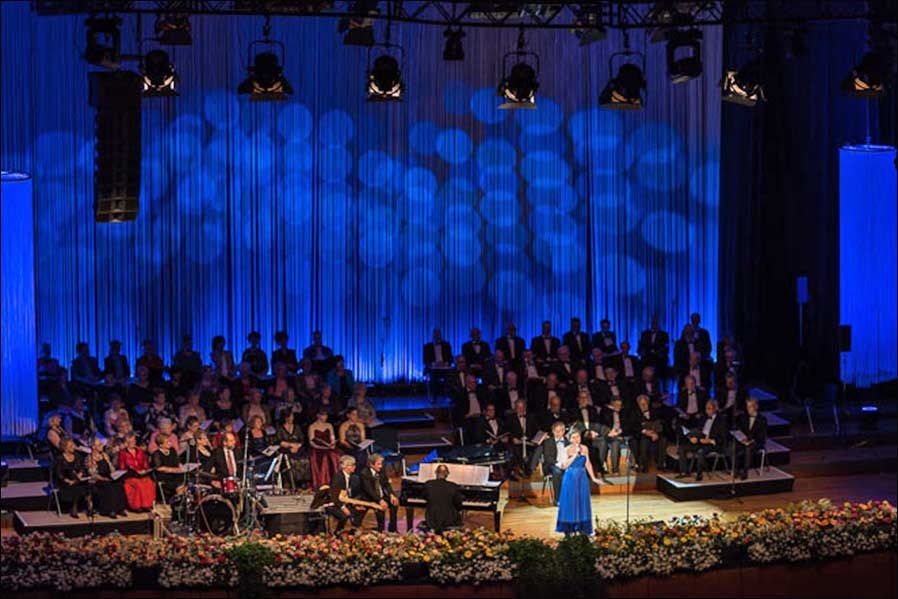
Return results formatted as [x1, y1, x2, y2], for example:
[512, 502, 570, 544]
[1, 500, 894, 592]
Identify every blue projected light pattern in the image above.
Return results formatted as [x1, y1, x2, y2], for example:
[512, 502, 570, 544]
[0, 3, 721, 387]
[839, 145, 898, 387]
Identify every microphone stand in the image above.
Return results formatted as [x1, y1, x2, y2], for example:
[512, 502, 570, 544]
[622, 435, 632, 531]
[729, 432, 738, 497]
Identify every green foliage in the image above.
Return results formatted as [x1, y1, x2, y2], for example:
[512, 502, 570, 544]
[507, 535, 606, 599]
[224, 541, 276, 599]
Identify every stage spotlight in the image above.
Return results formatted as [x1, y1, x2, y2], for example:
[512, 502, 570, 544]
[367, 53, 403, 101]
[238, 17, 293, 102]
[84, 15, 121, 69]
[154, 14, 192, 46]
[572, 5, 607, 46]
[600, 53, 646, 110]
[339, 0, 378, 46]
[443, 27, 465, 61]
[841, 52, 886, 99]
[720, 59, 765, 106]
[497, 30, 539, 109]
[666, 29, 703, 83]
[646, 2, 694, 43]
[141, 50, 178, 97]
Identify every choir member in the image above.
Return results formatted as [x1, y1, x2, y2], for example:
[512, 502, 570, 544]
[211, 335, 237, 380]
[734, 397, 768, 480]
[242, 331, 270, 377]
[423, 328, 453, 369]
[118, 432, 156, 512]
[629, 394, 666, 473]
[103, 339, 130, 385]
[172, 334, 203, 388]
[531, 320, 560, 366]
[151, 432, 185, 502]
[338, 407, 368, 468]
[86, 436, 128, 517]
[637, 317, 670, 379]
[598, 396, 626, 475]
[562, 317, 591, 364]
[275, 411, 307, 488]
[495, 322, 526, 365]
[359, 453, 400, 533]
[461, 327, 492, 372]
[690, 312, 713, 360]
[272, 330, 299, 373]
[677, 399, 727, 481]
[302, 330, 334, 375]
[471, 403, 508, 446]
[677, 375, 707, 424]
[613, 340, 641, 382]
[591, 318, 619, 354]
[55, 438, 89, 518]
[505, 399, 539, 477]
[136, 339, 166, 385]
[308, 410, 342, 489]
[325, 355, 355, 401]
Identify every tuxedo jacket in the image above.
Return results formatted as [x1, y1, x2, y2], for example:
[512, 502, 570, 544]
[471, 415, 507, 445]
[483, 360, 516, 388]
[202, 446, 244, 479]
[715, 359, 741, 383]
[627, 408, 665, 438]
[103, 354, 131, 379]
[597, 379, 632, 406]
[494, 336, 526, 363]
[461, 340, 492, 366]
[715, 385, 747, 414]
[539, 409, 571, 432]
[679, 361, 713, 391]
[673, 339, 694, 375]
[591, 330, 619, 354]
[694, 414, 728, 447]
[423, 479, 463, 531]
[503, 412, 540, 442]
[328, 470, 361, 506]
[537, 436, 568, 472]
[565, 382, 601, 410]
[634, 379, 663, 404]
[495, 386, 527, 416]
[358, 466, 396, 503]
[452, 387, 490, 424]
[676, 388, 708, 417]
[570, 405, 602, 436]
[735, 412, 768, 447]
[637, 329, 670, 361]
[272, 348, 299, 371]
[694, 328, 713, 360]
[423, 341, 453, 367]
[552, 360, 579, 386]
[611, 354, 642, 380]
[562, 331, 591, 361]
[241, 347, 270, 376]
[530, 336, 560, 362]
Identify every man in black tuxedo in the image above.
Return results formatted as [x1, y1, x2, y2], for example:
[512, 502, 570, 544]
[530, 421, 568, 504]
[588, 347, 607, 383]
[496, 370, 526, 416]
[327, 455, 367, 531]
[104, 340, 130, 385]
[530, 321, 560, 367]
[453, 374, 489, 438]
[591, 318, 619, 354]
[637, 317, 670, 379]
[302, 330, 334, 375]
[677, 399, 727, 481]
[471, 403, 508, 446]
[734, 398, 768, 480]
[680, 350, 712, 391]
[629, 394, 667, 472]
[570, 390, 604, 476]
[716, 372, 746, 420]
[715, 347, 741, 385]
[495, 322, 526, 366]
[677, 375, 707, 424]
[521, 350, 545, 406]
[505, 399, 539, 477]
[690, 313, 713, 360]
[567, 368, 599, 411]
[483, 349, 513, 393]
[597, 367, 630, 407]
[562, 317, 591, 364]
[635, 366, 663, 406]
[532, 372, 563, 413]
[553, 345, 578, 388]
[612, 341, 641, 383]
[423, 464, 463, 533]
[540, 394, 570, 432]
[272, 330, 299, 373]
[462, 328, 492, 373]
[359, 453, 399, 532]
[598, 396, 627, 475]
[423, 328, 453, 369]
[448, 354, 471, 393]
[673, 324, 697, 378]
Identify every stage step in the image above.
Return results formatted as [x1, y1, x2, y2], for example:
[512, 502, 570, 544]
[13, 508, 163, 537]
[748, 387, 780, 410]
[785, 444, 897, 478]
[657, 467, 795, 501]
[2, 457, 48, 482]
[1, 481, 52, 511]
[764, 411, 791, 437]
[380, 413, 436, 429]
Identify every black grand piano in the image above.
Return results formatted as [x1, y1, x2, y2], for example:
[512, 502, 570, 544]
[399, 462, 508, 531]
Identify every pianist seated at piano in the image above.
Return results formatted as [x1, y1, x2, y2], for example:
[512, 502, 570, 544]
[422, 464, 464, 534]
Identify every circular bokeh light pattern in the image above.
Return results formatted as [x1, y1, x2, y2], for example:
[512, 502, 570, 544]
[515, 98, 563, 135]
[489, 269, 535, 310]
[479, 167, 518, 194]
[520, 151, 570, 188]
[278, 103, 313, 141]
[528, 183, 578, 212]
[318, 147, 352, 182]
[402, 267, 442, 308]
[470, 87, 508, 124]
[567, 108, 622, 150]
[640, 210, 694, 252]
[476, 138, 517, 171]
[436, 128, 473, 164]
[409, 121, 441, 156]
[479, 190, 519, 227]
[318, 110, 354, 147]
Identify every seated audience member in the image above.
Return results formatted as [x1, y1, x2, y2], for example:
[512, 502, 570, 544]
[326, 455, 367, 532]
[541, 394, 570, 432]
[295, 358, 321, 402]
[471, 402, 507, 446]
[563, 317, 591, 365]
[118, 432, 156, 511]
[104, 340, 130, 385]
[677, 375, 706, 423]
[554, 345, 577, 387]
[104, 395, 129, 438]
[313, 383, 342, 419]
[591, 318, 619, 355]
[326, 355, 355, 401]
[360, 453, 400, 533]
[45, 412, 67, 456]
[570, 390, 604, 476]
[505, 399, 539, 477]
[461, 327, 492, 373]
[275, 411, 308, 488]
[127, 365, 155, 411]
[690, 312, 713, 361]
[496, 322, 526, 365]
[211, 335, 237, 380]
[483, 349, 512, 392]
[308, 410, 342, 489]
[242, 331, 270, 377]
[673, 324, 697, 377]
[203, 431, 243, 486]
[598, 367, 630, 406]
[210, 387, 238, 428]
[348, 383, 378, 427]
[588, 348, 607, 382]
[423, 328, 453, 369]
[144, 390, 177, 434]
[86, 436, 128, 517]
[717, 372, 745, 419]
[677, 399, 726, 481]
[629, 394, 666, 473]
[680, 350, 712, 391]
[613, 341, 641, 382]
[38, 342, 61, 380]
[532, 421, 568, 504]
[241, 388, 272, 427]
[268, 363, 293, 400]
[272, 330, 299, 373]
[531, 320, 560, 367]
[151, 432, 185, 502]
[637, 317, 670, 379]
[136, 339, 166, 385]
[423, 464, 464, 533]
[302, 330, 334, 374]
[148, 418, 180, 454]
[734, 398, 768, 480]
[453, 374, 487, 437]
[178, 391, 207, 429]
[497, 370, 525, 416]
[568, 368, 598, 410]
[55, 438, 89, 518]
[173, 334, 203, 388]
[71, 341, 101, 387]
[338, 407, 368, 468]
[598, 396, 627, 475]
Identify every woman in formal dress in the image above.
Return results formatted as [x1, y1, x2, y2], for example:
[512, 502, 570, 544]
[348, 383, 378, 427]
[55, 438, 89, 518]
[275, 411, 308, 488]
[555, 430, 602, 536]
[45, 412, 66, 457]
[246, 415, 272, 456]
[85, 436, 128, 518]
[308, 410, 341, 488]
[338, 407, 368, 468]
[117, 432, 156, 512]
[210, 387, 238, 429]
[152, 432, 185, 502]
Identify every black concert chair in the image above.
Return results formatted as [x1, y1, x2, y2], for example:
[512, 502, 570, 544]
[369, 426, 406, 475]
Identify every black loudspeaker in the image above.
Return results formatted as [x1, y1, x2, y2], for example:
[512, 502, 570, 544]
[89, 71, 142, 222]
[264, 512, 324, 535]
[838, 325, 852, 352]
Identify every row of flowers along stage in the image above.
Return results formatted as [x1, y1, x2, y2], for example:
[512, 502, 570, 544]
[1, 499, 896, 598]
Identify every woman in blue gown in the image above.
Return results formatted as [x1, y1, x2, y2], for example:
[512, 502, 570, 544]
[556, 430, 602, 535]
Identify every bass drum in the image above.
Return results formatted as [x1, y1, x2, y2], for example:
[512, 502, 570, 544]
[197, 494, 236, 536]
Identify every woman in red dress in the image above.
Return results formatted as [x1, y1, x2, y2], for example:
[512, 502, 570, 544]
[117, 432, 156, 511]
[307, 410, 342, 488]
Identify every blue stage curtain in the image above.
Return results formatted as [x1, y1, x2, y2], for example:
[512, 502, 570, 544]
[839, 145, 898, 387]
[1, 1, 720, 382]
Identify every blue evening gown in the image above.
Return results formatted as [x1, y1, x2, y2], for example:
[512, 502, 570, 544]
[555, 454, 593, 535]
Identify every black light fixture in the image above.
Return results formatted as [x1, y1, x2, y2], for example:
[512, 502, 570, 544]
[443, 27, 465, 61]
[141, 49, 178, 97]
[497, 29, 539, 110]
[238, 17, 293, 102]
[366, 19, 404, 102]
[339, 0, 378, 46]
[841, 51, 886, 99]
[646, 2, 691, 44]
[600, 33, 646, 110]
[721, 58, 765, 106]
[572, 5, 607, 46]
[666, 29, 703, 83]
[84, 15, 122, 69]
[154, 14, 192, 46]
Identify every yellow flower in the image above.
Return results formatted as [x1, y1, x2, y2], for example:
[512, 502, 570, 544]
[464, 551, 473, 559]
[663, 538, 672, 546]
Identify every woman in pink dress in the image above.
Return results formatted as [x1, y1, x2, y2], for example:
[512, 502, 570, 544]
[307, 410, 341, 488]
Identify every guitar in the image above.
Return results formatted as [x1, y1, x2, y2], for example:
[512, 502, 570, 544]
[339, 491, 387, 511]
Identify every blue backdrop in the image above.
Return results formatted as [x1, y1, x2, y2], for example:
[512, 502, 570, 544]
[0, 1, 720, 381]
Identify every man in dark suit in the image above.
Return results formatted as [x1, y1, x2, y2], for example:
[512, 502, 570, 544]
[587, 347, 607, 383]
[690, 312, 713, 361]
[637, 317, 670, 379]
[471, 403, 509, 446]
[327, 455, 367, 531]
[530, 421, 568, 504]
[629, 394, 667, 473]
[591, 318, 619, 354]
[677, 399, 727, 481]
[562, 317, 591, 364]
[495, 370, 526, 416]
[680, 350, 712, 391]
[716, 372, 746, 420]
[202, 431, 244, 484]
[461, 328, 491, 373]
[495, 322, 526, 366]
[567, 369, 599, 411]
[715, 347, 741, 385]
[673, 324, 696, 379]
[359, 453, 399, 532]
[71, 341, 101, 386]
[423, 328, 453, 369]
[553, 345, 578, 388]
[453, 374, 489, 439]
[677, 375, 707, 423]
[483, 349, 513, 393]
[734, 398, 768, 480]
[505, 399, 539, 476]
[598, 396, 627, 475]
[597, 367, 631, 407]
[448, 354, 471, 394]
[242, 331, 270, 377]
[540, 394, 570, 432]
[173, 334, 203, 388]
[103, 340, 130, 385]
[530, 321, 560, 367]
[302, 330, 334, 375]
[635, 366, 664, 407]
[272, 330, 299, 373]
[531, 372, 563, 413]
[612, 341, 641, 383]
[423, 464, 464, 533]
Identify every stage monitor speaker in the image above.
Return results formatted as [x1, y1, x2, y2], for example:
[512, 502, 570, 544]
[796, 276, 809, 304]
[838, 325, 852, 352]
[89, 71, 142, 223]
